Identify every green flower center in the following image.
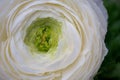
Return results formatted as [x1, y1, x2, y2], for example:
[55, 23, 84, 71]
[24, 17, 61, 53]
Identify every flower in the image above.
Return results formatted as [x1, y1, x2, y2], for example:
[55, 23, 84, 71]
[0, 0, 108, 80]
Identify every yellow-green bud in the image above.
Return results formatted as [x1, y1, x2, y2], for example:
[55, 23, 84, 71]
[24, 17, 61, 53]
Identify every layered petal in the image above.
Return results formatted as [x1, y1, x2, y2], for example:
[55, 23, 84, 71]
[0, 0, 108, 80]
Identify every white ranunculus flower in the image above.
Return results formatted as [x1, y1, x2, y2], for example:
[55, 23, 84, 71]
[0, 0, 108, 80]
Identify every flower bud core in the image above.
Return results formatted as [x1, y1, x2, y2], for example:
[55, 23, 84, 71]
[24, 17, 61, 53]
